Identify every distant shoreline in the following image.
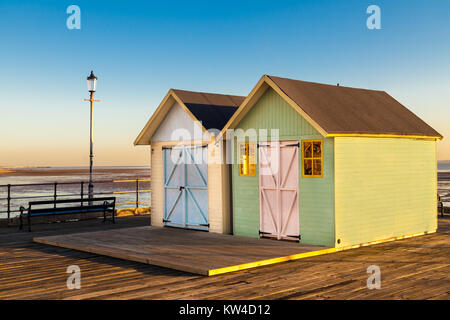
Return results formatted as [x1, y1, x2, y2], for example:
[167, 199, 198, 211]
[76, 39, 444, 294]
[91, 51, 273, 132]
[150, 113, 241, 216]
[0, 166, 50, 170]
[0, 166, 148, 169]
[0, 167, 150, 177]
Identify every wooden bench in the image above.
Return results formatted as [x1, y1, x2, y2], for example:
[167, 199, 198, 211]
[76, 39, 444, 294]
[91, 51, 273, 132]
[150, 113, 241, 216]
[19, 197, 116, 231]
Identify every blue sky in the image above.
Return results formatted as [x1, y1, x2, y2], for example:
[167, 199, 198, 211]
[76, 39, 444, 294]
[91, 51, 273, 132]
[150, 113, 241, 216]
[1, 0, 449, 166]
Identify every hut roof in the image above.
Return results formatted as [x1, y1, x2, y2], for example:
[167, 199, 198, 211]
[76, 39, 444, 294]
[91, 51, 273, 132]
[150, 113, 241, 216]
[220, 75, 442, 139]
[172, 89, 244, 130]
[134, 89, 244, 145]
[268, 75, 442, 138]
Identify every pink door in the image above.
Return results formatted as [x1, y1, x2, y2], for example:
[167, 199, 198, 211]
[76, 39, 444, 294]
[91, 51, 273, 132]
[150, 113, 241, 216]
[259, 141, 299, 241]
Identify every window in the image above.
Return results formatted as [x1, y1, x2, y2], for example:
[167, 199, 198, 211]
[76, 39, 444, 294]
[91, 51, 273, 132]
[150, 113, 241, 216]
[302, 140, 323, 177]
[238, 142, 256, 176]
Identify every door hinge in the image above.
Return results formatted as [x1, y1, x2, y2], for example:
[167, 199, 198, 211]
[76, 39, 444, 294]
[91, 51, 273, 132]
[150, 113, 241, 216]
[199, 223, 210, 227]
[259, 230, 271, 235]
[163, 219, 171, 223]
[286, 234, 301, 240]
[284, 143, 300, 147]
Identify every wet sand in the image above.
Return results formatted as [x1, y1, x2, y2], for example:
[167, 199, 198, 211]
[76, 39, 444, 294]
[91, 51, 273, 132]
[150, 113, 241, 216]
[0, 167, 150, 178]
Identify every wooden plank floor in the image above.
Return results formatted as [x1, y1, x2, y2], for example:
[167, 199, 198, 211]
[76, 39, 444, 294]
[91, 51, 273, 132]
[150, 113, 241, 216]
[33, 226, 328, 275]
[0, 216, 449, 299]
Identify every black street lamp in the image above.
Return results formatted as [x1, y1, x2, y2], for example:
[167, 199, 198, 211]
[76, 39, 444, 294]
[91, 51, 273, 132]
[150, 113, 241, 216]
[84, 71, 100, 199]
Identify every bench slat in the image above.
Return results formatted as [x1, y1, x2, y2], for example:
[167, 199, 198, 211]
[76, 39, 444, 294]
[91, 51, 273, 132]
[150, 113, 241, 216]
[27, 208, 108, 216]
[29, 197, 116, 206]
[30, 205, 113, 216]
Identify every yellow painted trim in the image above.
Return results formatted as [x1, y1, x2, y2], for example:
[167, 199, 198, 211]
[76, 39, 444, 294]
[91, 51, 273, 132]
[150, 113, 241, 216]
[207, 230, 436, 276]
[435, 140, 438, 226]
[154, 140, 211, 147]
[208, 247, 337, 276]
[216, 77, 269, 141]
[326, 133, 442, 140]
[301, 139, 323, 178]
[336, 230, 436, 250]
[333, 136, 337, 247]
[134, 91, 174, 145]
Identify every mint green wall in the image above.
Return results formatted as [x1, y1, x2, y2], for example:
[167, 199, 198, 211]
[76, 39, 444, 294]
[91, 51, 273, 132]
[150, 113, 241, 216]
[231, 88, 335, 247]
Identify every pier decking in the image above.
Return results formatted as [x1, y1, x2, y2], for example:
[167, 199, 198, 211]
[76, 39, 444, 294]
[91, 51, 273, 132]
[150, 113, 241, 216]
[0, 216, 449, 299]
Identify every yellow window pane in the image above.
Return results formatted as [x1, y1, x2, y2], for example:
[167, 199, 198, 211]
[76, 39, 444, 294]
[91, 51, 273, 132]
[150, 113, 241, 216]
[303, 142, 312, 158]
[238, 142, 256, 177]
[304, 159, 312, 176]
[239, 144, 246, 163]
[313, 141, 322, 158]
[313, 159, 322, 176]
[242, 155, 249, 175]
[248, 143, 256, 165]
[249, 164, 256, 176]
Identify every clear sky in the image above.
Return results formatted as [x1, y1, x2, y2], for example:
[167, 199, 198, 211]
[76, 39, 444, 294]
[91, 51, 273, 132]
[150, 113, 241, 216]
[0, 0, 449, 166]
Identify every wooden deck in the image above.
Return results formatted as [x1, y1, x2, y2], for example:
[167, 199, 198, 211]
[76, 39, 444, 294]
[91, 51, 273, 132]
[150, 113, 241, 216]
[0, 216, 449, 299]
[33, 226, 329, 276]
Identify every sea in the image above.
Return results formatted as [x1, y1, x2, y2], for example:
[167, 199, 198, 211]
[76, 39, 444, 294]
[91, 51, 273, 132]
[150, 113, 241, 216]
[0, 166, 151, 219]
[438, 161, 450, 208]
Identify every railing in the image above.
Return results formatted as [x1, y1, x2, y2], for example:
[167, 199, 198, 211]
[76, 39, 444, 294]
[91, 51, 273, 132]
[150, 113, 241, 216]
[113, 179, 151, 208]
[0, 179, 151, 219]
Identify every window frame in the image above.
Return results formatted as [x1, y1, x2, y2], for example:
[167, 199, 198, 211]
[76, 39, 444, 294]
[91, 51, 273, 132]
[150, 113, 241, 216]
[301, 139, 323, 178]
[238, 142, 256, 177]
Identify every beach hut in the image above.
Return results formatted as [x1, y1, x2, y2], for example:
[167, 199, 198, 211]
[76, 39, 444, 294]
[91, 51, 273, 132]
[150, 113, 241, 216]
[220, 75, 442, 248]
[135, 89, 244, 234]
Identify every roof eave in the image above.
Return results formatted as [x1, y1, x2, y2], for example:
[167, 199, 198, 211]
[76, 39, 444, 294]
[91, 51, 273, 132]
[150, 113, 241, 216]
[217, 75, 329, 141]
[134, 89, 212, 146]
[326, 133, 443, 140]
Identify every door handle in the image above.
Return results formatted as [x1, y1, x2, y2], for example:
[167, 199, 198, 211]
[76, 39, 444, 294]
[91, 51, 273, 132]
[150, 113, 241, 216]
[179, 186, 185, 191]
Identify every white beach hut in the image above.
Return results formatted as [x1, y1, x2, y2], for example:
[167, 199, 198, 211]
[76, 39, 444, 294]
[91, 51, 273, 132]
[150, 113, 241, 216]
[134, 89, 244, 234]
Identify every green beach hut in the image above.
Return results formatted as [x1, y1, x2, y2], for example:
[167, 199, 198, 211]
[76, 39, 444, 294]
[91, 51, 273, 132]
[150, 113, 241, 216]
[220, 75, 442, 248]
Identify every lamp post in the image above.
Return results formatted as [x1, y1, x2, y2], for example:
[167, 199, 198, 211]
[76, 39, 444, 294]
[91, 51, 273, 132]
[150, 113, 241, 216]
[84, 71, 99, 200]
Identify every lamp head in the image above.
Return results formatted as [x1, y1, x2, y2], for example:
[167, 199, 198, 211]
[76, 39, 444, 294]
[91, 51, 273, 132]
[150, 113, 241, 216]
[87, 71, 98, 92]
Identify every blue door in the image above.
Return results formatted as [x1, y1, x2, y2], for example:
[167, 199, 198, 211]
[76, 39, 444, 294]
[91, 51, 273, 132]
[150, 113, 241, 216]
[163, 145, 209, 231]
